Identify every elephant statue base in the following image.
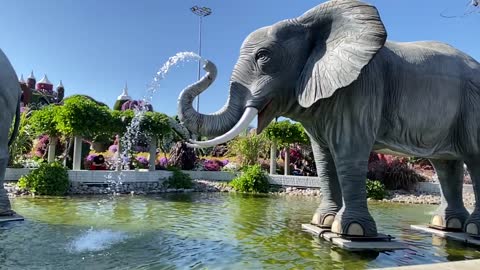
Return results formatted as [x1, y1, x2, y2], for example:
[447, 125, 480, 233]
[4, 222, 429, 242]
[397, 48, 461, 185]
[411, 225, 480, 246]
[0, 214, 24, 225]
[302, 224, 407, 251]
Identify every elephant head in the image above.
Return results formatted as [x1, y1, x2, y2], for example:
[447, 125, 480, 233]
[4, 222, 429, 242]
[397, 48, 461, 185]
[178, 0, 386, 147]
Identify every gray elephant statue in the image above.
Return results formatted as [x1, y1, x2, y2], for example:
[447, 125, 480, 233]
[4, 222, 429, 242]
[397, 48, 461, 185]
[178, 0, 480, 237]
[0, 49, 22, 216]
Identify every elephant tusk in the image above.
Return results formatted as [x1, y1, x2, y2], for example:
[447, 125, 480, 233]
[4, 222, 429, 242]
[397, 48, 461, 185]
[188, 107, 258, 148]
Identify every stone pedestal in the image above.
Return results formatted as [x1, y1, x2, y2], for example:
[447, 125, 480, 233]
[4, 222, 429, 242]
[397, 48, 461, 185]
[302, 224, 407, 251]
[0, 214, 24, 224]
[411, 225, 480, 246]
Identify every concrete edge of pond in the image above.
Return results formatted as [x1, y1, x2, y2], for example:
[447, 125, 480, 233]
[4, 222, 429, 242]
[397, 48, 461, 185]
[4, 168, 473, 195]
[372, 259, 480, 270]
[411, 225, 480, 246]
[0, 214, 24, 224]
[301, 224, 407, 251]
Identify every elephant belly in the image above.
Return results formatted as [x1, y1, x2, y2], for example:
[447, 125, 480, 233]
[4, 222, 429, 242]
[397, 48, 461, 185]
[372, 141, 460, 159]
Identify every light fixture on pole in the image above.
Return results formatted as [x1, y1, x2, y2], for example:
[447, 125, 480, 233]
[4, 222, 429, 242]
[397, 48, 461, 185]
[190, 5, 212, 113]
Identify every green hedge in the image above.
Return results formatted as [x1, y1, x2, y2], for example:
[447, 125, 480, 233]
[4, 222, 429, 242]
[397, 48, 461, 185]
[230, 165, 270, 193]
[18, 163, 69, 196]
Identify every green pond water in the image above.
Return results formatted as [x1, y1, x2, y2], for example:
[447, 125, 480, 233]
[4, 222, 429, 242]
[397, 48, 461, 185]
[1, 193, 480, 269]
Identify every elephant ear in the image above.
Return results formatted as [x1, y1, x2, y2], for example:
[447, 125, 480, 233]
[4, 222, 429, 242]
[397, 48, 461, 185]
[296, 0, 387, 108]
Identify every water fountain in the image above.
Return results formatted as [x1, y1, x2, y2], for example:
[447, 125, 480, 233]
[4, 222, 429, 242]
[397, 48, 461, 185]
[103, 52, 202, 193]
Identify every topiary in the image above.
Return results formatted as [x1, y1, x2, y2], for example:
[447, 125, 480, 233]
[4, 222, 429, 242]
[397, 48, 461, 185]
[18, 162, 69, 196]
[230, 164, 270, 193]
[168, 142, 197, 170]
[366, 179, 387, 200]
[164, 167, 193, 189]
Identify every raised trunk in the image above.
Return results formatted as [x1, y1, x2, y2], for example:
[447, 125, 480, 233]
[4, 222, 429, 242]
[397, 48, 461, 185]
[178, 60, 248, 138]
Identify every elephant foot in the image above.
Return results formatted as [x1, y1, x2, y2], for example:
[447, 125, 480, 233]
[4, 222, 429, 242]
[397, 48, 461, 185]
[0, 209, 16, 216]
[311, 203, 341, 228]
[311, 212, 337, 228]
[430, 205, 470, 231]
[330, 208, 378, 237]
[464, 211, 480, 238]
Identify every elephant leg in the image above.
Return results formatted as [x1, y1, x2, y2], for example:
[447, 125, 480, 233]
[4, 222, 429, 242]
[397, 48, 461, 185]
[429, 159, 469, 231]
[463, 158, 480, 237]
[330, 153, 377, 237]
[0, 155, 14, 216]
[310, 142, 342, 228]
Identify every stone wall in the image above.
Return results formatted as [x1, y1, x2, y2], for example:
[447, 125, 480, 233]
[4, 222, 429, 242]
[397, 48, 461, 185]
[4, 168, 473, 196]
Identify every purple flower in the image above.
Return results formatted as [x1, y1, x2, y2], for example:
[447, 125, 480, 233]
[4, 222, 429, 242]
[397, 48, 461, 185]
[136, 156, 149, 165]
[86, 154, 98, 162]
[158, 157, 168, 167]
[108, 145, 118, 153]
[203, 159, 221, 171]
[222, 160, 229, 166]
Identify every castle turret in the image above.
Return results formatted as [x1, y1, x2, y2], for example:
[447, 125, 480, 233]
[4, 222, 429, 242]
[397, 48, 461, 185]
[56, 80, 65, 101]
[113, 82, 132, 110]
[37, 74, 54, 94]
[19, 74, 26, 85]
[27, 71, 36, 89]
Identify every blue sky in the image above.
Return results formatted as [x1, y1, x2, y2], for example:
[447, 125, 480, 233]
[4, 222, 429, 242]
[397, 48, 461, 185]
[0, 0, 478, 117]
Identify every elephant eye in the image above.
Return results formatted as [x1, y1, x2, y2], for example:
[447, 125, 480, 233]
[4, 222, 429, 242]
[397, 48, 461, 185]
[255, 50, 271, 62]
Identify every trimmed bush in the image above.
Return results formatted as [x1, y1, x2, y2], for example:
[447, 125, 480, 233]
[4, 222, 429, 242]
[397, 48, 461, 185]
[18, 162, 69, 195]
[366, 179, 387, 200]
[230, 165, 270, 193]
[164, 168, 193, 189]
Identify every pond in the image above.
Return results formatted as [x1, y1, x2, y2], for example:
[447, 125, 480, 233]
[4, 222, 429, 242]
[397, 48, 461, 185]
[2, 193, 480, 269]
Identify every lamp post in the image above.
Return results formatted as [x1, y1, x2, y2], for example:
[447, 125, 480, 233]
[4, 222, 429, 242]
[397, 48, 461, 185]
[190, 5, 212, 113]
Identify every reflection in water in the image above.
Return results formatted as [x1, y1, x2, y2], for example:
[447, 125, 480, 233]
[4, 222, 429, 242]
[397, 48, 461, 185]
[3, 193, 480, 269]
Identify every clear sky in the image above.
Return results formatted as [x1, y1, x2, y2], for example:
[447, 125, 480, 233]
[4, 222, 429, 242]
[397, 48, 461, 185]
[0, 0, 478, 118]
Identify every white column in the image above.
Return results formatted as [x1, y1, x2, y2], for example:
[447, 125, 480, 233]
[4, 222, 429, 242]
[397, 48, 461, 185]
[116, 141, 122, 171]
[284, 147, 290, 176]
[270, 141, 277, 175]
[72, 136, 82, 170]
[149, 136, 157, 171]
[47, 137, 57, 163]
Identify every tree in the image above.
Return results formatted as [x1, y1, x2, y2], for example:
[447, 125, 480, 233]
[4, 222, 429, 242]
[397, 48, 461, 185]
[55, 95, 112, 170]
[264, 120, 309, 175]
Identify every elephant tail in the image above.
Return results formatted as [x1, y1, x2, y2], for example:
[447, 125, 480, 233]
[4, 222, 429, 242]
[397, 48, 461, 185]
[8, 97, 20, 146]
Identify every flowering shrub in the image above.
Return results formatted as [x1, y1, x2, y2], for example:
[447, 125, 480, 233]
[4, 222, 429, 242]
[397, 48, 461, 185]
[135, 156, 149, 169]
[157, 157, 169, 169]
[108, 144, 118, 153]
[367, 153, 425, 190]
[280, 147, 303, 163]
[32, 135, 49, 159]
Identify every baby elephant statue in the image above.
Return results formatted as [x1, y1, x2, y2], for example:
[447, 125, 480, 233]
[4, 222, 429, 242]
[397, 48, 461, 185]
[0, 49, 21, 217]
[177, 0, 480, 237]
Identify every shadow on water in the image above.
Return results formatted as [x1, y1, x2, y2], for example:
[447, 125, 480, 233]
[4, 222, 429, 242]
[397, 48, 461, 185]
[2, 193, 480, 269]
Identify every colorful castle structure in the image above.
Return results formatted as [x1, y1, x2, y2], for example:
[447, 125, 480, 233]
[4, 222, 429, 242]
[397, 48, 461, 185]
[19, 71, 65, 107]
[113, 82, 153, 111]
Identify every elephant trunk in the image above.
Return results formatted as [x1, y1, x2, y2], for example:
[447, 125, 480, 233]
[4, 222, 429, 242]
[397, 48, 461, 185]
[178, 60, 250, 141]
